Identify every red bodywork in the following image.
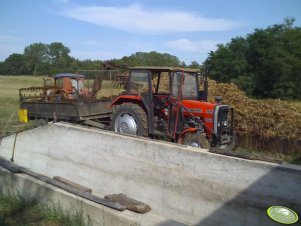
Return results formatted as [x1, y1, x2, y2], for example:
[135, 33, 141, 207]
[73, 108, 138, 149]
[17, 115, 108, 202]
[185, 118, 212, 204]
[111, 95, 142, 106]
[111, 94, 217, 139]
[181, 100, 216, 138]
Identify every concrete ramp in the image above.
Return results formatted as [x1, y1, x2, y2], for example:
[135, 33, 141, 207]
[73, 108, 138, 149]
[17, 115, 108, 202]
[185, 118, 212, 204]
[0, 122, 300, 225]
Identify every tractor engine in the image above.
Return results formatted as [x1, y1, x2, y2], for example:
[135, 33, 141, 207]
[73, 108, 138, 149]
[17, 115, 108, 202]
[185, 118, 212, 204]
[182, 100, 233, 147]
[185, 116, 204, 133]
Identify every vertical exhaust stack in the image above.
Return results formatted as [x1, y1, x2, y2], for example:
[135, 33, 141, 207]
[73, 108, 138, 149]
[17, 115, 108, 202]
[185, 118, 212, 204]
[202, 62, 209, 102]
[203, 76, 208, 102]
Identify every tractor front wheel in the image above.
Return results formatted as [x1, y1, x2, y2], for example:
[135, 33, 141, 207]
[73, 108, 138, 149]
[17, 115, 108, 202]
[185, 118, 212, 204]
[182, 132, 210, 149]
[111, 103, 148, 137]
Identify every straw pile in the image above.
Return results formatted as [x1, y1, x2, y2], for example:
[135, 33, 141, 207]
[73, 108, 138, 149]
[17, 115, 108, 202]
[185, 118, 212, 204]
[208, 79, 301, 142]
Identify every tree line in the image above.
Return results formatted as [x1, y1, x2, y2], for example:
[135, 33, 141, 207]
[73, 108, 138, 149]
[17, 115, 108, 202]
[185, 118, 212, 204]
[0, 42, 101, 76]
[205, 18, 301, 99]
[0, 18, 300, 99]
[0, 43, 200, 76]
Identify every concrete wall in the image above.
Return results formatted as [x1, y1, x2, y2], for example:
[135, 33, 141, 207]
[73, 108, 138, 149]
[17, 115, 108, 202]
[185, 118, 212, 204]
[0, 166, 181, 226]
[1, 122, 300, 225]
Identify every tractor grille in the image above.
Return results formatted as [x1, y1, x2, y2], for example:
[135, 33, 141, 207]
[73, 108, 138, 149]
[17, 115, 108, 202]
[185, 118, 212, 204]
[214, 105, 231, 144]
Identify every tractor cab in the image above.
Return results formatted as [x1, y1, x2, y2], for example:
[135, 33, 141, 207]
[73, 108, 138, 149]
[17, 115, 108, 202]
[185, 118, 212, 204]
[111, 66, 234, 149]
[53, 73, 86, 99]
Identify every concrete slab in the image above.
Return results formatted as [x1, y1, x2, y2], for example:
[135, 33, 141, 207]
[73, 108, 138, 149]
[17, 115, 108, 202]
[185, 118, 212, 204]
[0, 166, 184, 226]
[0, 122, 300, 225]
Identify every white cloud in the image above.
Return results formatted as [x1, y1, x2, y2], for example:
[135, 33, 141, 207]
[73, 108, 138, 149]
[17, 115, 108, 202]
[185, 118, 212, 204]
[166, 38, 222, 52]
[63, 4, 241, 34]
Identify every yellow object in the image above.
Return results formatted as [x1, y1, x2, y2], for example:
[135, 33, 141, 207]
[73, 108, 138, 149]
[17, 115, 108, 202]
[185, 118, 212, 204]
[18, 109, 28, 123]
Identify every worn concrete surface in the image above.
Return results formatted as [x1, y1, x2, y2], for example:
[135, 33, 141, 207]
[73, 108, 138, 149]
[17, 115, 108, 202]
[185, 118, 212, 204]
[0, 122, 300, 225]
[0, 166, 183, 226]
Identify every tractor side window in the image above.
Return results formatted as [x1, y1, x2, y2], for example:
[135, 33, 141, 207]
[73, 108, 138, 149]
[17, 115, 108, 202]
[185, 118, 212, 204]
[129, 71, 149, 94]
[182, 73, 198, 98]
[171, 72, 182, 98]
[158, 72, 170, 93]
[56, 78, 64, 87]
[151, 73, 159, 93]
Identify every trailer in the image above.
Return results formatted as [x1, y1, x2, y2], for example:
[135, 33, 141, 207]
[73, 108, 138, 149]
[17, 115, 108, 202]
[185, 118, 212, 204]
[19, 71, 121, 128]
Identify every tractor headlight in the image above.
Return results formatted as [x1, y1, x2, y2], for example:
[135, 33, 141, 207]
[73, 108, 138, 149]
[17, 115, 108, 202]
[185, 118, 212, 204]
[223, 121, 228, 126]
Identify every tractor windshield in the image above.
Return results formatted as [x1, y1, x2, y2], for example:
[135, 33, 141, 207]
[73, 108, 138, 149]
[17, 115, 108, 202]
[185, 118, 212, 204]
[173, 72, 198, 99]
[129, 71, 149, 94]
[182, 72, 198, 98]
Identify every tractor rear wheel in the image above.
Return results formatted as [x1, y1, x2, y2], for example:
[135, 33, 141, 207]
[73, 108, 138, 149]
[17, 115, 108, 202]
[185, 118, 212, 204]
[182, 132, 210, 149]
[111, 103, 148, 137]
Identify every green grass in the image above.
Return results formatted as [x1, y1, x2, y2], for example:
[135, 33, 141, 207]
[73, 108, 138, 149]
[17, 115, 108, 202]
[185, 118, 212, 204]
[0, 191, 90, 226]
[0, 76, 44, 135]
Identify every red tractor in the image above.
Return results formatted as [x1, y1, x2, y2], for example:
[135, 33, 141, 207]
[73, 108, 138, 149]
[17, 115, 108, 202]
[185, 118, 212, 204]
[110, 66, 234, 149]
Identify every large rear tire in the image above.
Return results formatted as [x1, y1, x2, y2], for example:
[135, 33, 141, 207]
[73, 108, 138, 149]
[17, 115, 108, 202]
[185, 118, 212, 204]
[111, 103, 148, 137]
[182, 132, 210, 149]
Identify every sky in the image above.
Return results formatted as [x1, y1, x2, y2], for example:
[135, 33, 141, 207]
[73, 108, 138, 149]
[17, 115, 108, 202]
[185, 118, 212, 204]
[0, 0, 300, 64]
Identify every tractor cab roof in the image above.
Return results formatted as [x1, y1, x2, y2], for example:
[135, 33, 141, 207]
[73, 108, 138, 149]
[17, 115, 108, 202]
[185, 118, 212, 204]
[54, 73, 85, 79]
[129, 66, 200, 73]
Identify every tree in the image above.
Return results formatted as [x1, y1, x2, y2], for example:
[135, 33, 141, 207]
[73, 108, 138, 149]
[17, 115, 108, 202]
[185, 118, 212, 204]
[205, 18, 301, 99]
[0, 54, 28, 75]
[48, 42, 70, 64]
[23, 43, 49, 76]
[206, 39, 252, 94]
[188, 61, 201, 69]
[247, 18, 301, 98]
[115, 51, 181, 67]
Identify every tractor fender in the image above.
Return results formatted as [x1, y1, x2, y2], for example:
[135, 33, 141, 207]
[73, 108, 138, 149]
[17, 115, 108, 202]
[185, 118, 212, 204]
[111, 95, 142, 106]
[177, 128, 198, 144]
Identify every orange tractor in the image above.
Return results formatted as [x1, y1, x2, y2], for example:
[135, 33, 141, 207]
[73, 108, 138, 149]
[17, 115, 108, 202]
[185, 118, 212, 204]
[110, 66, 234, 148]
[42, 73, 91, 100]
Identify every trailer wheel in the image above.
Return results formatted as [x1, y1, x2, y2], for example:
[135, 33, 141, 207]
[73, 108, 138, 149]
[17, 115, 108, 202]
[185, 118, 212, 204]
[182, 132, 210, 149]
[111, 103, 148, 137]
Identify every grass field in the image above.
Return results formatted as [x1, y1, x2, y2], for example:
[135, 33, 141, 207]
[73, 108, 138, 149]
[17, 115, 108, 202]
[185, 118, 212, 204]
[0, 191, 89, 226]
[0, 76, 45, 135]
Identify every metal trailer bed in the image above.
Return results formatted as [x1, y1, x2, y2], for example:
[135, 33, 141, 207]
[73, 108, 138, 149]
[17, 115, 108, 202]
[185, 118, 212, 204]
[19, 84, 113, 125]
[20, 100, 112, 122]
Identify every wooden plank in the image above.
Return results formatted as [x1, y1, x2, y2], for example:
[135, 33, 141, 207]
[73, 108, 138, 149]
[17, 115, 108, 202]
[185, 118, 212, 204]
[53, 176, 92, 193]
